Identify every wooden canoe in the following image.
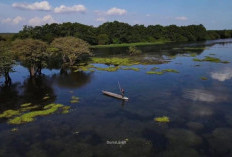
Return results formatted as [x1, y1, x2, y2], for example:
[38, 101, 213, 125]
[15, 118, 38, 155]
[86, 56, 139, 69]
[102, 90, 129, 100]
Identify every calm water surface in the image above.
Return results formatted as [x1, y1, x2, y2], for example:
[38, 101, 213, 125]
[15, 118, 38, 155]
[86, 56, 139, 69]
[0, 39, 232, 157]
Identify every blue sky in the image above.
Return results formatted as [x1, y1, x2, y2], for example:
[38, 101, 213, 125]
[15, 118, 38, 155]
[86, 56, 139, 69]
[0, 0, 232, 32]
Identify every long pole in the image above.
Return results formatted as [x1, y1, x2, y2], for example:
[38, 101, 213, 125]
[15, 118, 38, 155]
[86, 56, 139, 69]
[118, 81, 122, 93]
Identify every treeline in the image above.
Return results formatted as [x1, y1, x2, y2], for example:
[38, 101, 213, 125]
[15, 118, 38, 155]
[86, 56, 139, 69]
[13, 21, 232, 45]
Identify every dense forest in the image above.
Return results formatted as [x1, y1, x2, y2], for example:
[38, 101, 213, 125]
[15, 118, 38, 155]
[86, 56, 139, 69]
[9, 21, 232, 45]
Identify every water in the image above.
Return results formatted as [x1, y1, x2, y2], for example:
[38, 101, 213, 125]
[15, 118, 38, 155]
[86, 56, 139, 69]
[0, 39, 232, 156]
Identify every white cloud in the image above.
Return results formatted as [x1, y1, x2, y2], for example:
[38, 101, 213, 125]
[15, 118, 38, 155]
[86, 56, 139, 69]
[54, 5, 86, 13]
[96, 17, 106, 22]
[211, 69, 232, 81]
[12, 1, 51, 11]
[28, 15, 56, 26]
[1, 16, 24, 25]
[175, 16, 188, 21]
[106, 7, 127, 16]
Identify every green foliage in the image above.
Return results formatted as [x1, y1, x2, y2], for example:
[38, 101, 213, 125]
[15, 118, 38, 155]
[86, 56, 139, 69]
[97, 34, 109, 45]
[70, 96, 80, 103]
[154, 116, 170, 123]
[13, 21, 231, 46]
[201, 77, 208, 80]
[146, 68, 179, 75]
[121, 67, 140, 71]
[193, 56, 230, 63]
[146, 71, 164, 75]
[12, 39, 49, 77]
[91, 57, 139, 66]
[128, 46, 142, 55]
[51, 37, 92, 66]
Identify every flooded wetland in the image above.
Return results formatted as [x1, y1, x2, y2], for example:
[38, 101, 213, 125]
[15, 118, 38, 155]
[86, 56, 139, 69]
[1, 39, 232, 156]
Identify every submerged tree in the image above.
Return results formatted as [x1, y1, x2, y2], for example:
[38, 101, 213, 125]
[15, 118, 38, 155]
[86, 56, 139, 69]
[51, 37, 92, 66]
[0, 42, 15, 86]
[12, 39, 49, 77]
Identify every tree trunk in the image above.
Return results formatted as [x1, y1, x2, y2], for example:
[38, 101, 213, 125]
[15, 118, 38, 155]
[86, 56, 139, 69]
[62, 55, 67, 63]
[4, 70, 11, 86]
[30, 65, 35, 77]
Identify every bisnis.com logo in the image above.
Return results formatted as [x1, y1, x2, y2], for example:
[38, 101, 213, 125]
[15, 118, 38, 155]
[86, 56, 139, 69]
[106, 139, 128, 145]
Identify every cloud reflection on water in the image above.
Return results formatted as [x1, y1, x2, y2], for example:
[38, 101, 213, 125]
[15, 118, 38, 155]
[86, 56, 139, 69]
[211, 68, 232, 82]
[183, 89, 227, 103]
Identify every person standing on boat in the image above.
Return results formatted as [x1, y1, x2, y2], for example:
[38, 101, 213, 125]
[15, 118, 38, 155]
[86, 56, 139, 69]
[121, 88, 125, 97]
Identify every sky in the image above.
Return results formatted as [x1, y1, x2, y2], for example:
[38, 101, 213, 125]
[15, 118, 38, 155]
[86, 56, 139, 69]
[0, 0, 232, 32]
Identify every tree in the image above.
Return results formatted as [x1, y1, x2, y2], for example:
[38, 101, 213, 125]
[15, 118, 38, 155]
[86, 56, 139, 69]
[51, 37, 92, 66]
[97, 34, 109, 45]
[12, 39, 49, 77]
[0, 42, 15, 86]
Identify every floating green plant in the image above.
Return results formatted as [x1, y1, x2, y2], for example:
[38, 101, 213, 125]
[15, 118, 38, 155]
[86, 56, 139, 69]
[201, 77, 208, 80]
[0, 110, 20, 118]
[146, 71, 164, 75]
[161, 69, 179, 73]
[8, 104, 70, 125]
[74, 64, 96, 72]
[95, 66, 120, 72]
[189, 53, 197, 57]
[91, 57, 138, 66]
[20, 103, 32, 107]
[193, 56, 230, 63]
[42, 96, 50, 100]
[121, 67, 140, 71]
[11, 128, 18, 132]
[70, 96, 79, 104]
[151, 67, 160, 71]
[154, 116, 170, 123]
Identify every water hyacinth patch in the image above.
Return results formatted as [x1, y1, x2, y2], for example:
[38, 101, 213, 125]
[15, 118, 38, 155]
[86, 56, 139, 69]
[154, 116, 170, 123]
[70, 96, 80, 104]
[193, 56, 230, 63]
[0, 103, 71, 125]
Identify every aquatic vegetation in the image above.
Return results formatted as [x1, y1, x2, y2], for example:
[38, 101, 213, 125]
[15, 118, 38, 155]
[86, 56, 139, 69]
[8, 103, 69, 124]
[74, 64, 96, 72]
[154, 116, 170, 123]
[121, 67, 140, 71]
[201, 77, 208, 80]
[42, 96, 50, 100]
[146, 71, 164, 75]
[70, 96, 79, 104]
[146, 68, 179, 75]
[95, 66, 120, 72]
[193, 56, 230, 63]
[91, 57, 139, 66]
[0, 110, 20, 118]
[161, 69, 179, 73]
[20, 103, 32, 107]
[129, 46, 142, 56]
[189, 53, 197, 57]
[10, 128, 18, 132]
[151, 67, 159, 71]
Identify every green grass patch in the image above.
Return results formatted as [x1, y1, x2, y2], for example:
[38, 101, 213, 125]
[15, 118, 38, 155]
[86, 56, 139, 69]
[146, 71, 164, 75]
[0, 103, 71, 125]
[91, 40, 170, 48]
[161, 69, 179, 73]
[193, 56, 230, 63]
[201, 77, 208, 80]
[154, 116, 170, 123]
[70, 96, 80, 104]
[121, 67, 140, 71]
[8, 104, 70, 124]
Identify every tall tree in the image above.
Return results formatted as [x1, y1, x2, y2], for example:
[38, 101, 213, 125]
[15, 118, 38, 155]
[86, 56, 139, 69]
[12, 39, 49, 77]
[51, 37, 92, 66]
[0, 42, 15, 86]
